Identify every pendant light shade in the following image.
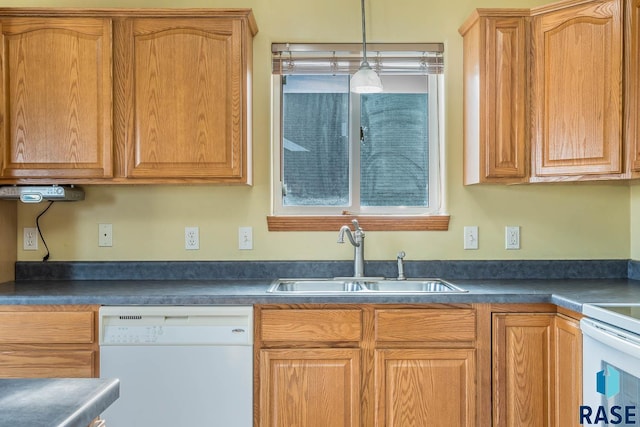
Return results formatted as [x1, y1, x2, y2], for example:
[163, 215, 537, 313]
[351, 62, 383, 93]
[351, 0, 383, 93]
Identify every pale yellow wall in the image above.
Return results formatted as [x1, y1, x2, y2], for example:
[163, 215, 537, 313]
[0, 201, 16, 280]
[631, 184, 640, 260]
[13, 0, 631, 262]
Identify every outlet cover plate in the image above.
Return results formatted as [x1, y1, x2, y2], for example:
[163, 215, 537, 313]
[506, 226, 520, 250]
[185, 226, 200, 250]
[23, 227, 38, 251]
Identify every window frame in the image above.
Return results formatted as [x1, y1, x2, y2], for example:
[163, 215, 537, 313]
[268, 44, 449, 231]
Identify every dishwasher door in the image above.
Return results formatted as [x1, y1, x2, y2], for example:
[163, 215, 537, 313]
[99, 306, 253, 427]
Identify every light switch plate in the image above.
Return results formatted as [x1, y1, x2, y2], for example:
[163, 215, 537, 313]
[464, 226, 478, 250]
[239, 227, 253, 250]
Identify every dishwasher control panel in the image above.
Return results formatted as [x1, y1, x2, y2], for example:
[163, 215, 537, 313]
[102, 325, 165, 344]
[99, 306, 253, 346]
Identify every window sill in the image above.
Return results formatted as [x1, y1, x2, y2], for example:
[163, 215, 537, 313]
[266, 215, 450, 231]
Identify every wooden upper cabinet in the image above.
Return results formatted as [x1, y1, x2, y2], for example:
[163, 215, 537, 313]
[530, 0, 623, 179]
[459, 13, 528, 184]
[629, 0, 640, 173]
[114, 15, 255, 183]
[0, 17, 113, 180]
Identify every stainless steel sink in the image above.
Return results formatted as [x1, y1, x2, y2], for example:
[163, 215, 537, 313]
[267, 278, 466, 294]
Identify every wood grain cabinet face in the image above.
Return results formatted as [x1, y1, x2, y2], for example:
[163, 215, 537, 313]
[554, 315, 582, 427]
[0, 306, 98, 379]
[373, 308, 477, 427]
[629, 0, 640, 172]
[257, 308, 362, 427]
[374, 348, 476, 427]
[115, 17, 252, 182]
[531, 0, 623, 178]
[460, 14, 528, 184]
[256, 306, 479, 427]
[259, 349, 361, 427]
[493, 313, 555, 427]
[0, 18, 113, 179]
[492, 312, 582, 427]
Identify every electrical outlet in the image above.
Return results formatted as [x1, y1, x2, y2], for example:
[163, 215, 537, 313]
[185, 226, 199, 250]
[98, 223, 113, 247]
[238, 227, 253, 250]
[464, 226, 478, 250]
[506, 226, 520, 250]
[23, 227, 38, 251]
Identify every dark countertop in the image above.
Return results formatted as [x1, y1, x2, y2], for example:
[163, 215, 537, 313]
[0, 378, 119, 427]
[1, 278, 640, 313]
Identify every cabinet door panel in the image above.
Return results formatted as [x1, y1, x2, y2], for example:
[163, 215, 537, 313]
[629, 0, 640, 171]
[485, 17, 527, 179]
[554, 315, 582, 427]
[119, 18, 248, 180]
[532, 0, 623, 176]
[493, 313, 554, 427]
[461, 14, 527, 184]
[260, 349, 360, 427]
[375, 348, 476, 427]
[0, 18, 112, 179]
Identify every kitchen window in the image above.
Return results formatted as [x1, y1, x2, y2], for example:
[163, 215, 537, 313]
[268, 43, 448, 231]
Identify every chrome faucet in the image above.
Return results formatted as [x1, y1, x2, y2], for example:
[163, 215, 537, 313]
[337, 219, 365, 278]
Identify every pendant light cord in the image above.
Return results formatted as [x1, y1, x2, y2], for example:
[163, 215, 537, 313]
[36, 201, 54, 262]
[360, 0, 369, 66]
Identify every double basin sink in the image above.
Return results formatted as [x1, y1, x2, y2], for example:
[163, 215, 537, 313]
[268, 278, 466, 294]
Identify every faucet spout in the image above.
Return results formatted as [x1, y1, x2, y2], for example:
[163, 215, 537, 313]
[337, 220, 365, 277]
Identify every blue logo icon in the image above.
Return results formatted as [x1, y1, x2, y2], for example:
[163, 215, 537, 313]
[596, 366, 620, 399]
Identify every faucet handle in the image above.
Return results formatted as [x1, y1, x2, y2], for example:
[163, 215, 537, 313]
[351, 219, 361, 230]
[396, 251, 406, 280]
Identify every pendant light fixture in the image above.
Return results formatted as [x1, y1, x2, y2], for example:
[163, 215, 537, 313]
[350, 0, 383, 93]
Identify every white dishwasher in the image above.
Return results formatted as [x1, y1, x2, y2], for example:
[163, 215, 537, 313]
[99, 306, 253, 427]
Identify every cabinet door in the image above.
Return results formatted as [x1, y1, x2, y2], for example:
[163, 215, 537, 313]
[531, 0, 623, 178]
[461, 15, 528, 184]
[375, 348, 476, 427]
[493, 313, 554, 427]
[259, 348, 361, 427]
[554, 315, 582, 427]
[0, 18, 113, 179]
[629, 0, 640, 172]
[115, 17, 251, 182]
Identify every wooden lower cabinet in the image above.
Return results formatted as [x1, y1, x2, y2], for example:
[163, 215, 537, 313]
[374, 348, 476, 427]
[256, 304, 478, 427]
[554, 315, 582, 427]
[492, 309, 582, 427]
[259, 348, 361, 427]
[0, 305, 99, 378]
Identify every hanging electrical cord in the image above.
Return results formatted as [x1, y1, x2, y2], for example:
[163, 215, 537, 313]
[35, 201, 54, 262]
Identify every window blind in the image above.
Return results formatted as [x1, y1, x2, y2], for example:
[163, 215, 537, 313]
[272, 43, 444, 75]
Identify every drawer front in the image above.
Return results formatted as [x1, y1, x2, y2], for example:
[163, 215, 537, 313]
[261, 309, 362, 342]
[0, 311, 95, 344]
[375, 309, 476, 343]
[0, 350, 95, 378]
